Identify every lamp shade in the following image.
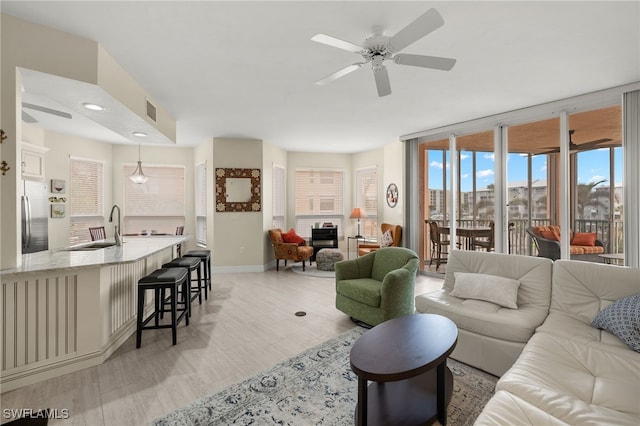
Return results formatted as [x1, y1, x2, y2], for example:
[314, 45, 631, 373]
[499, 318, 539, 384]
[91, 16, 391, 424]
[349, 207, 366, 219]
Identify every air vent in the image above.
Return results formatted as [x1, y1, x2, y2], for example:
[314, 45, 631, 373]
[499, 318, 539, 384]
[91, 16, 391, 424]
[145, 99, 157, 123]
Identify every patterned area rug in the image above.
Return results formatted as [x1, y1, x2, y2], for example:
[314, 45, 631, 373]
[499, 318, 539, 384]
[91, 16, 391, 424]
[151, 327, 497, 425]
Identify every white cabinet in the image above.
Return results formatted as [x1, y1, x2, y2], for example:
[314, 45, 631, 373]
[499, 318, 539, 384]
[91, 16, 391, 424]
[21, 142, 49, 181]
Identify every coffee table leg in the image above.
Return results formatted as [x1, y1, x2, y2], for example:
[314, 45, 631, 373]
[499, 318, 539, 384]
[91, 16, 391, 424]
[357, 377, 367, 425]
[437, 360, 446, 425]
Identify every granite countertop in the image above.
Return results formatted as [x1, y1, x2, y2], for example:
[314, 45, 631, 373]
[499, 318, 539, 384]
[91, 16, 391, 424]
[1, 236, 187, 275]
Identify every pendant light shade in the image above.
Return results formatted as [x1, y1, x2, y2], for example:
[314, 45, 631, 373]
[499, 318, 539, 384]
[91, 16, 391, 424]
[129, 143, 149, 184]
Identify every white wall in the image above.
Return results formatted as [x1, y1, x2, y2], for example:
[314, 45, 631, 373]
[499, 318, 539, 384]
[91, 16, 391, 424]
[194, 138, 214, 252]
[43, 130, 114, 249]
[262, 142, 288, 266]
[212, 138, 264, 271]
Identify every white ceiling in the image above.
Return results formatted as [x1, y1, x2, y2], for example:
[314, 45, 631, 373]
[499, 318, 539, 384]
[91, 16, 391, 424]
[4, 1, 639, 153]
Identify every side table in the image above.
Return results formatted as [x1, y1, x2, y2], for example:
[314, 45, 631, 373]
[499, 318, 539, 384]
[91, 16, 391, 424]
[347, 236, 375, 259]
[350, 314, 458, 425]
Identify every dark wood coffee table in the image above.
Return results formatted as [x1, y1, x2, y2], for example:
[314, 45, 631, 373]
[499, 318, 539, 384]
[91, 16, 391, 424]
[350, 314, 458, 425]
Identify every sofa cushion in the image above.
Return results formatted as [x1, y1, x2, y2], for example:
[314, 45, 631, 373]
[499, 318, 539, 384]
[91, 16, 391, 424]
[540, 229, 560, 241]
[497, 332, 640, 424]
[450, 272, 520, 309]
[415, 289, 547, 343]
[281, 228, 305, 245]
[380, 229, 394, 247]
[537, 311, 631, 351]
[442, 251, 552, 310]
[550, 260, 640, 326]
[592, 294, 640, 352]
[475, 390, 569, 426]
[336, 278, 381, 307]
[571, 232, 597, 246]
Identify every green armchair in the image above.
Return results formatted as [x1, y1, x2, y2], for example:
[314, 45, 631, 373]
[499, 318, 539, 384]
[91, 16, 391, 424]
[335, 247, 419, 327]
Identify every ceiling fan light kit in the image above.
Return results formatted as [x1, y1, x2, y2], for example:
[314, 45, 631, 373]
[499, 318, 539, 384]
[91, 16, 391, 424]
[312, 8, 456, 97]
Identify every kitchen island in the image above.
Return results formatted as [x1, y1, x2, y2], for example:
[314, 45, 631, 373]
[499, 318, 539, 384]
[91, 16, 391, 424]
[0, 236, 186, 392]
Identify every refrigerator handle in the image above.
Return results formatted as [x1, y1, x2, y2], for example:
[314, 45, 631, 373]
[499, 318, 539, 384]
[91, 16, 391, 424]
[24, 195, 32, 248]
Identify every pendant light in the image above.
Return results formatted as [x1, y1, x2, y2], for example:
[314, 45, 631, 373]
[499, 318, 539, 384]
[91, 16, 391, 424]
[129, 143, 149, 184]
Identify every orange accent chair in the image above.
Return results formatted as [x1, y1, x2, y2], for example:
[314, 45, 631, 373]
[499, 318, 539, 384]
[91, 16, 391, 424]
[268, 228, 314, 271]
[526, 225, 605, 261]
[357, 223, 402, 256]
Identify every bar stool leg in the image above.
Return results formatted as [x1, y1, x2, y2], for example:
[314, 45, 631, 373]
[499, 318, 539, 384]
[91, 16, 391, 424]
[136, 287, 145, 349]
[171, 283, 178, 345]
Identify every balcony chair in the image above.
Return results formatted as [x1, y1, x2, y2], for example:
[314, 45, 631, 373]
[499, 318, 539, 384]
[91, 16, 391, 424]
[335, 247, 419, 327]
[470, 221, 495, 251]
[429, 221, 452, 271]
[526, 226, 605, 261]
[357, 223, 402, 256]
[89, 226, 106, 241]
[268, 228, 314, 271]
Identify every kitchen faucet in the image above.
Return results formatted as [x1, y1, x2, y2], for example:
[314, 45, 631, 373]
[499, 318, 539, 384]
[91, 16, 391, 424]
[109, 204, 122, 246]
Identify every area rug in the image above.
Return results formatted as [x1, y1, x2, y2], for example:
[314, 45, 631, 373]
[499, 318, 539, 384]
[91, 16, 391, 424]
[290, 263, 335, 278]
[151, 327, 497, 425]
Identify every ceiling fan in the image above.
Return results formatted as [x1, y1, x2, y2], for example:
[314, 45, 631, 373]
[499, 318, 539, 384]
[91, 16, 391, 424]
[21, 102, 72, 124]
[538, 130, 613, 155]
[311, 8, 456, 97]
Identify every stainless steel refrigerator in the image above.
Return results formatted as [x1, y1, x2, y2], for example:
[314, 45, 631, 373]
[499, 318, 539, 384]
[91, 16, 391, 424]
[21, 180, 49, 254]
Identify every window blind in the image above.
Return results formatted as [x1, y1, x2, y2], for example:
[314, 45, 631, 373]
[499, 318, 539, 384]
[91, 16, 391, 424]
[123, 164, 185, 234]
[356, 166, 378, 239]
[272, 164, 285, 229]
[69, 158, 104, 245]
[195, 162, 207, 245]
[295, 168, 344, 238]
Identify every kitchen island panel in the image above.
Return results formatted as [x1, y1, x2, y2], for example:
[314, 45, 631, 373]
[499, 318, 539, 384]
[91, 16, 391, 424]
[1, 242, 177, 392]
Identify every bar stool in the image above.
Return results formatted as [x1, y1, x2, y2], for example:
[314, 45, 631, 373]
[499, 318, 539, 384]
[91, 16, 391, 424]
[163, 256, 202, 314]
[136, 267, 189, 348]
[183, 249, 211, 299]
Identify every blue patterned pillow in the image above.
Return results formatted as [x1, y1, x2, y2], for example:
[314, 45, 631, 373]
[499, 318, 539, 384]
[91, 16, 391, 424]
[591, 294, 640, 352]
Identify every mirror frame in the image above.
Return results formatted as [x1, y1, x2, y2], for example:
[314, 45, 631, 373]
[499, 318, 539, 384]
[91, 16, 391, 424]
[215, 168, 261, 212]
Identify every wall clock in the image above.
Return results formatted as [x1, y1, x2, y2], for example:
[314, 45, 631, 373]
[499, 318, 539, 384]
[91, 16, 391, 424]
[386, 183, 398, 208]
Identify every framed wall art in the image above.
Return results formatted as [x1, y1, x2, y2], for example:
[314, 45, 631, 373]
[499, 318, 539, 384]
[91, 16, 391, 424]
[51, 179, 66, 194]
[215, 168, 261, 212]
[386, 183, 398, 208]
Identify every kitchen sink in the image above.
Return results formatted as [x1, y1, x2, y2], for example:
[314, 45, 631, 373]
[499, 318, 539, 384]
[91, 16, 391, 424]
[66, 242, 118, 251]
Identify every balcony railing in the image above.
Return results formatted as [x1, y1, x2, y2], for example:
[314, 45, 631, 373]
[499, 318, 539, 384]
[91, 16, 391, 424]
[426, 218, 623, 259]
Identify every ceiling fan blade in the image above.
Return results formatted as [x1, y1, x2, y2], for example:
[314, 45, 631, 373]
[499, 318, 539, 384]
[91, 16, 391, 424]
[311, 34, 363, 54]
[374, 66, 391, 97]
[388, 8, 445, 53]
[576, 138, 614, 150]
[315, 63, 364, 86]
[22, 111, 38, 123]
[22, 102, 72, 119]
[394, 53, 456, 71]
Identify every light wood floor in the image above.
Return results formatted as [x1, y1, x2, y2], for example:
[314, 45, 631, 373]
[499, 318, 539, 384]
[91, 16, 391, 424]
[0, 268, 442, 425]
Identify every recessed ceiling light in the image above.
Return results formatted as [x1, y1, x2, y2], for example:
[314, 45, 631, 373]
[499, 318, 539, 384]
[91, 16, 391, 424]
[82, 102, 105, 111]
[132, 132, 148, 137]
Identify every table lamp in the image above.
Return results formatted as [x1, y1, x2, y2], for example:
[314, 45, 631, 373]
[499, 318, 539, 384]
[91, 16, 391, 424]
[349, 207, 366, 238]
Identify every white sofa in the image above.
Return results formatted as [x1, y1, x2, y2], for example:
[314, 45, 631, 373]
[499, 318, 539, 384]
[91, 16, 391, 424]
[415, 251, 640, 425]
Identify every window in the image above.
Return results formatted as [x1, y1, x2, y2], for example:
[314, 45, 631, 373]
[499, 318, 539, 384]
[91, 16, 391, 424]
[272, 164, 285, 229]
[69, 157, 104, 245]
[195, 161, 207, 246]
[123, 164, 185, 234]
[356, 167, 377, 238]
[295, 168, 344, 238]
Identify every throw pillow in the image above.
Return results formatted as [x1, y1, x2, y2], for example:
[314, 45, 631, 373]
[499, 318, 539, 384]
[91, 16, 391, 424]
[592, 294, 640, 352]
[380, 230, 394, 247]
[451, 272, 521, 309]
[540, 230, 560, 241]
[281, 228, 305, 245]
[571, 232, 597, 246]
